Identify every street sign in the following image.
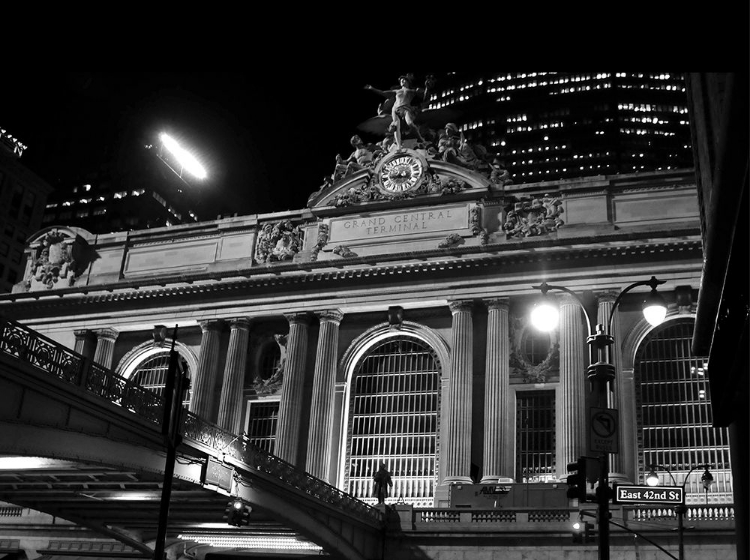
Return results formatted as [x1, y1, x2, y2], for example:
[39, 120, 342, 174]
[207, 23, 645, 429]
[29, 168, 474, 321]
[589, 407, 619, 453]
[203, 456, 233, 492]
[614, 484, 684, 504]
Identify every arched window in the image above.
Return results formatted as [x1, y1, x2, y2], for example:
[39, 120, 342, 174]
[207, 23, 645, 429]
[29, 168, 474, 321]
[129, 349, 192, 407]
[635, 318, 732, 503]
[344, 335, 441, 507]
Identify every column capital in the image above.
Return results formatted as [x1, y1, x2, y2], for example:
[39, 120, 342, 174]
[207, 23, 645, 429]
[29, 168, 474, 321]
[449, 300, 474, 314]
[485, 297, 509, 311]
[558, 293, 583, 307]
[95, 327, 119, 341]
[284, 312, 311, 325]
[200, 319, 224, 332]
[315, 309, 344, 324]
[593, 289, 620, 303]
[74, 329, 94, 338]
[227, 317, 251, 330]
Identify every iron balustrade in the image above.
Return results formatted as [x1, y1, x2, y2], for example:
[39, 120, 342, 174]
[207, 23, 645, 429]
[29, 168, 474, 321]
[0, 314, 383, 525]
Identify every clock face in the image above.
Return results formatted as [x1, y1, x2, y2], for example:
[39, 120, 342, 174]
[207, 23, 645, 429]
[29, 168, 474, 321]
[377, 153, 425, 193]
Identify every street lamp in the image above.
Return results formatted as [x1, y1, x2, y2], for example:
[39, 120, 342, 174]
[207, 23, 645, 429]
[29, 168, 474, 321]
[531, 276, 668, 560]
[645, 464, 715, 560]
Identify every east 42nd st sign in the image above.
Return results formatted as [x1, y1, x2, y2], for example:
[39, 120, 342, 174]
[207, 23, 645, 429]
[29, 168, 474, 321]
[614, 485, 684, 504]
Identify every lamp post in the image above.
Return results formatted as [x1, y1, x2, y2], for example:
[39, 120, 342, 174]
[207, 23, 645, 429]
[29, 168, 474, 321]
[646, 464, 715, 560]
[531, 276, 667, 560]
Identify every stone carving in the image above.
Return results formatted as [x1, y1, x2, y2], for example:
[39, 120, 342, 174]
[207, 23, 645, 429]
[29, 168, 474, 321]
[333, 245, 356, 258]
[509, 317, 560, 384]
[27, 229, 87, 290]
[310, 223, 329, 261]
[309, 75, 515, 208]
[469, 206, 481, 235]
[332, 135, 383, 183]
[503, 195, 564, 238]
[254, 220, 304, 264]
[438, 233, 463, 248]
[438, 123, 492, 174]
[364, 73, 434, 149]
[489, 158, 513, 191]
[252, 334, 287, 396]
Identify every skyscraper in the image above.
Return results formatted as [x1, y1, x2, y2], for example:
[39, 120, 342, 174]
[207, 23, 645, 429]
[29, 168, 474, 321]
[427, 72, 691, 183]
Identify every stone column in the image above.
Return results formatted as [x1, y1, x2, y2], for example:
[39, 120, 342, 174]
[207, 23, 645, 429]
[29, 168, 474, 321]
[556, 294, 587, 479]
[92, 328, 118, 369]
[596, 290, 625, 475]
[189, 320, 223, 421]
[306, 310, 344, 482]
[74, 329, 96, 361]
[443, 300, 474, 484]
[275, 312, 310, 466]
[481, 298, 513, 483]
[217, 318, 251, 433]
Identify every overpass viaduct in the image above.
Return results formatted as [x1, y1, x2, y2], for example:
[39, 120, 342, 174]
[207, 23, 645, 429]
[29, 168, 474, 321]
[0, 315, 385, 560]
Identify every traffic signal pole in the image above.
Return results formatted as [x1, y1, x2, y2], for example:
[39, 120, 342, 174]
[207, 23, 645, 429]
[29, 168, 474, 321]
[587, 324, 615, 560]
[596, 452, 610, 560]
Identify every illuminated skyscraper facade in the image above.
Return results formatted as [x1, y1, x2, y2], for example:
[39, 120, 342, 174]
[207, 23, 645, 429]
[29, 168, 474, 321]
[428, 72, 691, 183]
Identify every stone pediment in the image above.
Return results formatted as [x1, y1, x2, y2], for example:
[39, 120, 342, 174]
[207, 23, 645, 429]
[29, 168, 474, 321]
[306, 148, 505, 215]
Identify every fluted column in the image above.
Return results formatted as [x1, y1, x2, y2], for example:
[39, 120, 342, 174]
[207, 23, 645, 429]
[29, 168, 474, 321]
[275, 312, 310, 466]
[306, 310, 344, 481]
[596, 290, 625, 475]
[74, 329, 97, 361]
[481, 298, 513, 483]
[443, 300, 474, 484]
[92, 328, 118, 369]
[189, 320, 223, 420]
[217, 318, 251, 433]
[556, 294, 587, 479]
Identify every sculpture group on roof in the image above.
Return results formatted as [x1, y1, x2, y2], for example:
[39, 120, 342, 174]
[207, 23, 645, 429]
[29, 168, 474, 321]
[318, 73, 514, 199]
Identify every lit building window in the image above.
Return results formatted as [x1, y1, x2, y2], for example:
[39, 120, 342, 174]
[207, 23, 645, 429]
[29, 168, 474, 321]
[635, 318, 732, 503]
[344, 336, 441, 507]
[246, 401, 279, 454]
[516, 391, 555, 482]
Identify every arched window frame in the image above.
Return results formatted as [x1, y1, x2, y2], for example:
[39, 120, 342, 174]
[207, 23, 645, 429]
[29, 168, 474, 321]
[338, 321, 449, 506]
[115, 338, 198, 405]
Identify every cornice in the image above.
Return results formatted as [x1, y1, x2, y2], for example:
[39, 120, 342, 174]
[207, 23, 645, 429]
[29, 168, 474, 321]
[0, 234, 702, 312]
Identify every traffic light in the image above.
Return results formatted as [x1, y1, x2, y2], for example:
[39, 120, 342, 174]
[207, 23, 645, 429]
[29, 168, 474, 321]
[572, 520, 593, 543]
[223, 499, 250, 526]
[566, 457, 588, 501]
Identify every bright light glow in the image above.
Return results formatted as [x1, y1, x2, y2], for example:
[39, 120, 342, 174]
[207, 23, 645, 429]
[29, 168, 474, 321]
[179, 534, 322, 551]
[0, 456, 77, 470]
[107, 492, 161, 501]
[159, 133, 207, 179]
[645, 471, 660, 487]
[530, 301, 559, 332]
[642, 304, 666, 326]
[642, 298, 667, 326]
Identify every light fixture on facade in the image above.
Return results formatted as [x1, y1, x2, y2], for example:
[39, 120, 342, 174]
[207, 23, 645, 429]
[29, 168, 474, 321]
[642, 286, 668, 326]
[530, 294, 559, 332]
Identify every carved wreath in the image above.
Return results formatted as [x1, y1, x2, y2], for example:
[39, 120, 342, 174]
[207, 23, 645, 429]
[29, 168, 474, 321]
[30, 230, 77, 289]
[254, 220, 304, 264]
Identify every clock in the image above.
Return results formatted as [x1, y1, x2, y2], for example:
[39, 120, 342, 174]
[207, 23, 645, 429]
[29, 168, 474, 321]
[375, 150, 427, 195]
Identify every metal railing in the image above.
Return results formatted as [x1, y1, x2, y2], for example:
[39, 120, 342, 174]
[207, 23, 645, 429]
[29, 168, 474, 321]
[0, 315, 383, 525]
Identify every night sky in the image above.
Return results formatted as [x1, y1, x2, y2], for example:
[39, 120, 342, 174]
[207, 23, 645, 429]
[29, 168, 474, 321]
[3, 69, 438, 219]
